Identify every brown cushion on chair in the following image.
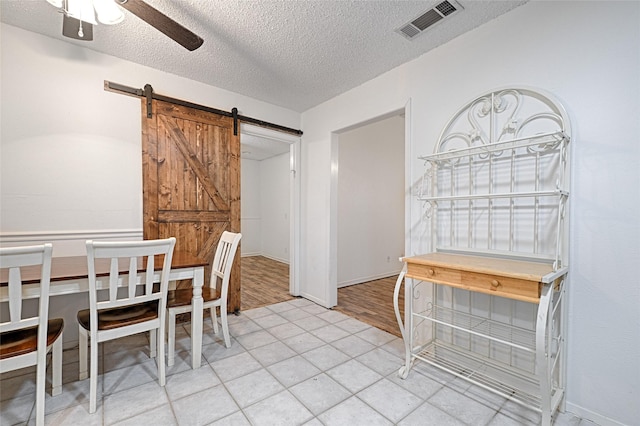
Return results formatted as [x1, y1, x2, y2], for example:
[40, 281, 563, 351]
[0, 318, 64, 360]
[77, 301, 159, 331]
[166, 287, 220, 308]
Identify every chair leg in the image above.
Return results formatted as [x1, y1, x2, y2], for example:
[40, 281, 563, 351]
[150, 329, 157, 359]
[167, 309, 176, 367]
[35, 348, 47, 426]
[78, 326, 88, 381]
[51, 337, 63, 396]
[89, 335, 98, 414]
[210, 306, 219, 334]
[220, 307, 231, 348]
[157, 327, 166, 387]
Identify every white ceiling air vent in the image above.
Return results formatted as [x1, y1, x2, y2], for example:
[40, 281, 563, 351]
[396, 0, 463, 40]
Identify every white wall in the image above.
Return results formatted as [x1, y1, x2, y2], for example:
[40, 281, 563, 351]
[240, 154, 290, 262]
[260, 153, 290, 263]
[337, 115, 404, 287]
[0, 24, 300, 345]
[299, 2, 640, 425]
[0, 23, 300, 252]
[240, 158, 261, 256]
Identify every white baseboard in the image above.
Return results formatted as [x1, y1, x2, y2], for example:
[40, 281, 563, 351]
[241, 251, 262, 258]
[241, 252, 290, 265]
[565, 402, 627, 426]
[299, 292, 332, 309]
[338, 270, 401, 288]
[261, 253, 289, 265]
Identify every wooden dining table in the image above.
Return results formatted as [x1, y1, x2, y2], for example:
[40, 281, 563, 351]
[0, 250, 208, 369]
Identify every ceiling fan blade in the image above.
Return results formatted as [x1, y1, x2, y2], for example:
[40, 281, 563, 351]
[116, 0, 203, 51]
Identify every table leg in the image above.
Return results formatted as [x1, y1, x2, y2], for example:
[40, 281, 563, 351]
[191, 267, 205, 369]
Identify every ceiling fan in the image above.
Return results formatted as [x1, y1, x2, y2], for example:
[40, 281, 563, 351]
[45, 0, 204, 51]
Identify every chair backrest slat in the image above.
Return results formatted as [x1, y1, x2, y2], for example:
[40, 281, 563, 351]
[128, 257, 137, 299]
[145, 255, 155, 294]
[109, 258, 119, 302]
[219, 244, 232, 274]
[209, 232, 242, 295]
[86, 238, 176, 316]
[8, 268, 23, 322]
[0, 244, 53, 339]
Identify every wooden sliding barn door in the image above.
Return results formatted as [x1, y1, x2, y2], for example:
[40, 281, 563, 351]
[141, 99, 241, 312]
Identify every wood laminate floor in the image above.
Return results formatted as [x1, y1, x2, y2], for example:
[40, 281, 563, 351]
[241, 256, 403, 337]
[241, 255, 295, 309]
[334, 275, 404, 337]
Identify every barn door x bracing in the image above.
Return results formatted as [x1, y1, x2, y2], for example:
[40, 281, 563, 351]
[141, 99, 241, 312]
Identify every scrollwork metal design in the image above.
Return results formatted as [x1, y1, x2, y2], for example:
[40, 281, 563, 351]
[412, 280, 426, 300]
[419, 162, 435, 199]
[419, 86, 570, 265]
[434, 88, 568, 155]
[422, 200, 435, 220]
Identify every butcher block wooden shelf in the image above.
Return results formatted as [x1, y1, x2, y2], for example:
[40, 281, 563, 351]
[402, 253, 562, 304]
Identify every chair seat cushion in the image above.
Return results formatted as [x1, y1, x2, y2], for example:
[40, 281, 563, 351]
[167, 287, 220, 308]
[0, 318, 64, 360]
[77, 301, 159, 331]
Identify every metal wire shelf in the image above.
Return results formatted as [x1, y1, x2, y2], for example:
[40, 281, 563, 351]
[413, 304, 536, 353]
[418, 130, 569, 163]
[412, 341, 543, 410]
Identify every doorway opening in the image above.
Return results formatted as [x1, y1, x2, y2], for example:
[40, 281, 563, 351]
[329, 107, 409, 336]
[239, 124, 300, 310]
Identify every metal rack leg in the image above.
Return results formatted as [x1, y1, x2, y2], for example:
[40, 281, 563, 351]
[536, 283, 554, 426]
[393, 268, 411, 379]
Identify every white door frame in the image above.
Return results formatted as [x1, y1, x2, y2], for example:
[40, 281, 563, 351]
[240, 124, 301, 296]
[328, 99, 412, 308]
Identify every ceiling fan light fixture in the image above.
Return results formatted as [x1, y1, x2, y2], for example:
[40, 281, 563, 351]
[93, 0, 125, 25]
[65, 0, 98, 25]
[46, 0, 124, 26]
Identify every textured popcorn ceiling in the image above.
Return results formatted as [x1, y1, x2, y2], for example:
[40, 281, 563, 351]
[1, 0, 527, 113]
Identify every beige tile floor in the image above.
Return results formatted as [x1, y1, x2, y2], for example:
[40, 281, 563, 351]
[1, 298, 596, 425]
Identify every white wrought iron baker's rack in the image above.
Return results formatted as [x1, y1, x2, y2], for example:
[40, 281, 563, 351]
[394, 87, 571, 425]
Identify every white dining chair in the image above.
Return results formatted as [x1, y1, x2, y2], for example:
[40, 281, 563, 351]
[166, 231, 241, 366]
[0, 244, 63, 426]
[77, 237, 175, 414]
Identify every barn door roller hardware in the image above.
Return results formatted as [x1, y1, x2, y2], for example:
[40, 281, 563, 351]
[232, 107, 239, 136]
[144, 84, 153, 118]
[104, 80, 303, 137]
